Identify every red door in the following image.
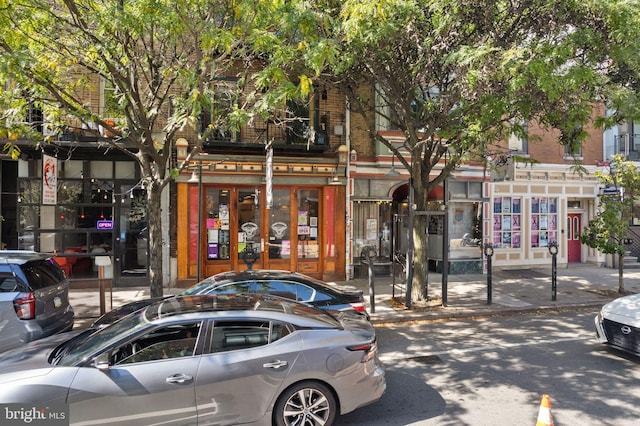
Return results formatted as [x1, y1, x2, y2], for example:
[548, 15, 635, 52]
[567, 213, 582, 263]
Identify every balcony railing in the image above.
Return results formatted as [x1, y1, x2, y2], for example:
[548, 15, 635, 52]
[201, 111, 331, 154]
[614, 134, 640, 160]
[13, 105, 333, 154]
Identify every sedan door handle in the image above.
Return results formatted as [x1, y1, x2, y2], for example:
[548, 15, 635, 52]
[263, 360, 288, 369]
[166, 373, 193, 384]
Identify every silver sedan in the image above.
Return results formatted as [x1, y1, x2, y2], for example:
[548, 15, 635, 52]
[0, 294, 385, 425]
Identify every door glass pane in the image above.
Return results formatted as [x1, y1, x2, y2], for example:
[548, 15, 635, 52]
[206, 188, 231, 260]
[119, 185, 147, 276]
[268, 190, 291, 260]
[297, 190, 319, 259]
[238, 190, 261, 262]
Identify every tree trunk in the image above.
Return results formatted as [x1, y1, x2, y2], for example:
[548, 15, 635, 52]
[146, 181, 165, 298]
[411, 214, 428, 303]
[618, 252, 625, 294]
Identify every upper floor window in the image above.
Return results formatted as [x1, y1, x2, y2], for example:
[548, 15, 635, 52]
[615, 121, 640, 160]
[101, 79, 122, 119]
[201, 79, 240, 145]
[375, 92, 401, 132]
[375, 85, 438, 133]
[562, 125, 583, 158]
[26, 100, 44, 134]
[508, 123, 528, 153]
[564, 140, 583, 157]
[286, 90, 329, 146]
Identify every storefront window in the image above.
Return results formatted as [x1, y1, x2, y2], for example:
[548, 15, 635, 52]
[297, 190, 319, 258]
[324, 188, 336, 258]
[352, 201, 382, 258]
[268, 190, 291, 260]
[205, 188, 231, 260]
[531, 197, 558, 247]
[10, 158, 147, 281]
[450, 201, 482, 251]
[492, 197, 522, 248]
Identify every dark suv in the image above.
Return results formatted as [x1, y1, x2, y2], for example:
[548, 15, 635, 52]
[0, 251, 74, 352]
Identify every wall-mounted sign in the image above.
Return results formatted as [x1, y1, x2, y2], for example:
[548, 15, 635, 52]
[42, 154, 57, 205]
[97, 220, 114, 230]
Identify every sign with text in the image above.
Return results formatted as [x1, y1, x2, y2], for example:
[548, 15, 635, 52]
[97, 220, 114, 230]
[2, 403, 68, 425]
[42, 154, 57, 205]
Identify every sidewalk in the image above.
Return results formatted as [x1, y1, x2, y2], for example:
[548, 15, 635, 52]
[343, 265, 640, 325]
[69, 265, 640, 329]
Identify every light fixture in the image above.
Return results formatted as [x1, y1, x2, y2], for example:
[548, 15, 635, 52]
[386, 154, 400, 176]
[188, 168, 199, 183]
[338, 144, 349, 165]
[329, 174, 341, 185]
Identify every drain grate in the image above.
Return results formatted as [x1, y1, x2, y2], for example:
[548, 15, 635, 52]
[406, 355, 443, 365]
[495, 269, 549, 279]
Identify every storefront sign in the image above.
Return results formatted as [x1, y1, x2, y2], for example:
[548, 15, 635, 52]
[265, 144, 273, 209]
[42, 154, 57, 205]
[97, 220, 114, 229]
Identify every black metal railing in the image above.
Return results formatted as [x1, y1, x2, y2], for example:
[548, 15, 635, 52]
[613, 134, 640, 160]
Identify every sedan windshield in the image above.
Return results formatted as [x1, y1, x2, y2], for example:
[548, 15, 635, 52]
[56, 310, 150, 366]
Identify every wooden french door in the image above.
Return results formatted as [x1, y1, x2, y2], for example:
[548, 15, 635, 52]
[202, 187, 264, 277]
[237, 188, 263, 270]
[200, 186, 323, 277]
[567, 213, 582, 263]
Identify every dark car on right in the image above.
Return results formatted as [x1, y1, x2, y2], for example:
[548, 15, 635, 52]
[93, 269, 368, 328]
[182, 270, 369, 317]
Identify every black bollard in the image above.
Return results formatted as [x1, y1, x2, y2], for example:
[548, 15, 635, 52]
[484, 243, 494, 305]
[548, 241, 558, 301]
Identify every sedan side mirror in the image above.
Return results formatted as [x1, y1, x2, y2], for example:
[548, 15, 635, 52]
[94, 353, 111, 371]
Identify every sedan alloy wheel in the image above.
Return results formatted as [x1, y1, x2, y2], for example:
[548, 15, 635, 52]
[275, 381, 337, 426]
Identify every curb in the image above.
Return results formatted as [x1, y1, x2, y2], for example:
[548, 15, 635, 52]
[369, 302, 606, 326]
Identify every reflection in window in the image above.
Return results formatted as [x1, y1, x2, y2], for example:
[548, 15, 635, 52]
[253, 280, 313, 302]
[113, 323, 201, 365]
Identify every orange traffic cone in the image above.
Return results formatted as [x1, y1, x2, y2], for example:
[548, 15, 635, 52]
[536, 394, 554, 426]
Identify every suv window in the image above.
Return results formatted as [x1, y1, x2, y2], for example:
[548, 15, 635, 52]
[21, 259, 65, 290]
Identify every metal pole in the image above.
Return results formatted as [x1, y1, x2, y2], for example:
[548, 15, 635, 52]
[405, 178, 414, 308]
[548, 240, 558, 301]
[551, 253, 557, 301]
[367, 252, 376, 313]
[442, 178, 449, 307]
[391, 215, 396, 298]
[485, 244, 493, 305]
[196, 161, 203, 282]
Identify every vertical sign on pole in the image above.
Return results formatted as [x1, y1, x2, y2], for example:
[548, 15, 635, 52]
[265, 141, 273, 210]
[42, 154, 57, 205]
